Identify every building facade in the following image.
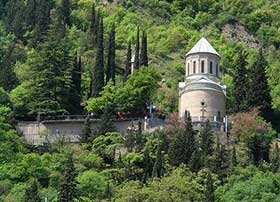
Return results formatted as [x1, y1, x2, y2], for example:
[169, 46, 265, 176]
[179, 37, 226, 123]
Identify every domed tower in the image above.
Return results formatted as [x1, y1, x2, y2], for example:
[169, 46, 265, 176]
[179, 37, 226, 123]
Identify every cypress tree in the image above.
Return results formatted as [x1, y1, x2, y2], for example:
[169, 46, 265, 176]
[104, 182, 112, 200]
[106, 23, 116, 85]
[88, 3, 99, 48]
[89, 3, 96, 33]
[247, 48, 273, 122]
[91, 16, 104, 98]
[69, 54, 82, 114]
[33, 0, 52, 45]
[95, 107, 115, 136]
[25, 0, 37, 31]
[231, 145, 237, 167]
[152, 148, 164, 178]
[4, 0, 25, 39]
[24, 179, 42, 202]
[28, 10, 73, 115]
[124, 40, 132, 81]
[201, 120, 214, 157]
[168, 111, 196, 166]
[189, 144, 203, 172]
[58, 154, 78, 202]
[232, 49, 249, 113]
[134, 26, 140, 69]
[0, 44, 18, 91]
[140, 31, 148, 67]
[80, 116, 91, 144]
[61, 0, 71, 26]
[142, 148, 153, 182]
[204, 171, 215, 202]
[93, 10, 100, 44]
[271, 143, 280, 173]
[210, 140, 229, 181]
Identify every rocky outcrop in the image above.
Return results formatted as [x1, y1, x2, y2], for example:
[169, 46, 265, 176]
[222, 22, 260, 49]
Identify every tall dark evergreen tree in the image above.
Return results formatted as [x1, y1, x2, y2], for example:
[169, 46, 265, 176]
[232, 49, 249, 113]
[94, 107, 115, 136]
[271, 143, 280, 173]
[0, 44, 18, 91]
[89, 3, 96, 33]
[200, 121, 214, 157]
[69, 55, 82, 114]
[58, 154, 78, 202]
[4, 0, 25, 39]
[134, 26, 140, 69]
[33, 0, 52, 44]
[25, 0, 37, 31]
[93, 10, 100, 45]
[231, 145, 237, 167]
[106, 23, 116, 84]
[140, 31, 148, 67]
[80, 116, 91, 144]
[210, 140, 229, 181]
[168, 111, 196, 166]
[104, 182, 112, 200]
[124, 40, 132, 81]
[247, 48, 273, 122]
[88, 3, 99, 48]
[27, 10, 73, 115]
[142, 148, 154, 182]
[61, 0, 71, 26]
[24, 180, 42, 202]
[91, 16, 104, 98]
[152, 148, 164, 178]
[204, 171, 215, 202]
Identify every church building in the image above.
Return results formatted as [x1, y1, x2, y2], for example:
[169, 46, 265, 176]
[179, 37, 226, 124]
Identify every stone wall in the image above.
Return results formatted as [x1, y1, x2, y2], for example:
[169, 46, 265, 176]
[16, 119, 145, 145]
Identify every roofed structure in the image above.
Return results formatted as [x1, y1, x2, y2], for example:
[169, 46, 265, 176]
[186, 37, 220, 57]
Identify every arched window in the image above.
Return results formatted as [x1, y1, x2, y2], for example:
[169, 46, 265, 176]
[201, 61, 205, 73]
[216, 64, 219, 76]
[210, 61, 213, 74]
[193, 61, 196, 73]
[187, 63, 190, 75]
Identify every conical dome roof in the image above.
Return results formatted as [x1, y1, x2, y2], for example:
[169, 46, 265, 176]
[186, 37, 220, 57]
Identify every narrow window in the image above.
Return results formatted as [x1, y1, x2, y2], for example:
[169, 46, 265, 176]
[210, 61, 213, 74]
[217, 111, 221, 121]
[201, 61, 205, 73]
[187, 63, 190, 75]
[216, 64, 219, 76]
[193, 61, 196, 73]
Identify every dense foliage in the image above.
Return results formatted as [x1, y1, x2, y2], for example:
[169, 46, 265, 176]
[1, 0, 280, 201]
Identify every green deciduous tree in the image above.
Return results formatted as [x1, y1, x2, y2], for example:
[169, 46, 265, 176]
[92, 132, 124, 165]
